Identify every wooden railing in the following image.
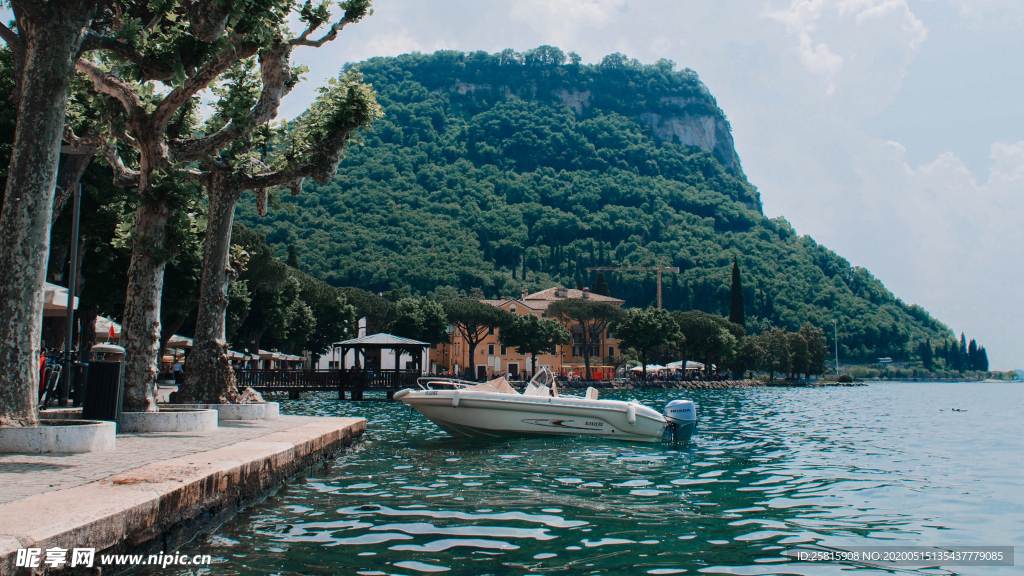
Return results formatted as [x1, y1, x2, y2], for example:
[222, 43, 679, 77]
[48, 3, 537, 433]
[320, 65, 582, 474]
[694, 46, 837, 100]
[236, 369, 421, 390]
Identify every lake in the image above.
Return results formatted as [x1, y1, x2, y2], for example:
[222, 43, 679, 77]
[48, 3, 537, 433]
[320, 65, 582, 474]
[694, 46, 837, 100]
[139, 382, 1023, 575]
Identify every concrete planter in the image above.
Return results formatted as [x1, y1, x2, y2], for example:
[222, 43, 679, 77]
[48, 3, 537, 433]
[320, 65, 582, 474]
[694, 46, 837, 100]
[117, 408, 218, 433]
[39, 408, 84, 419]
[168, 402, 279, 421]
[0, 420, 116, 453]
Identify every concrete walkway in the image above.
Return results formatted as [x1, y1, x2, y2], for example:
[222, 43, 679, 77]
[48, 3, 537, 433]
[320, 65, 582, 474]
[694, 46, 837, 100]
[0, 415, 365, 574]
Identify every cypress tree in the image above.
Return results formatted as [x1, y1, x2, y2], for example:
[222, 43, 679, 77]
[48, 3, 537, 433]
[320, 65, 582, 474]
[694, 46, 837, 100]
[958, 333, 968, 372]
[967, 338, 978, 370]
[591, 272, 610, 296]
[287, 244, 299, 268]
[921, 338, 933, 371]
[729, 257, 746, 333]
[978, 346, 989, 371]
[575, 272, 583, 290]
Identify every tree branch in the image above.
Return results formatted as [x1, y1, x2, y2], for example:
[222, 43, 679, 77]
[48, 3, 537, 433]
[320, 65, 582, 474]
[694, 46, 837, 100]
[75, 57, 146, 115]
[171, 38, 292, 161]
[79, 32, 175, 81]
[101, 142, 140, 187]
[152, 38, 259, 132]
[289, 2, 371, 48]
[63, 125, 106, 148]
[184, 0, 232, 43]
[0, 22, 19, 48]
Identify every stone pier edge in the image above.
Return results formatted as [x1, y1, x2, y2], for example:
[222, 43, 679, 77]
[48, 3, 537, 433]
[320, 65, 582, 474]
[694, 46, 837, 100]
[0, 416, 366, 575]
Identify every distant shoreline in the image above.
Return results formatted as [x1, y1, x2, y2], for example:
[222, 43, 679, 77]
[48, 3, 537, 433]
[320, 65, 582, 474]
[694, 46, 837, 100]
[554, 380, 866, 391]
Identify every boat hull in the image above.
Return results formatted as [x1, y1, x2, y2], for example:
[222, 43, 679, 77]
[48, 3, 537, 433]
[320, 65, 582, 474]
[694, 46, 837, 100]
[398, 389, 667, 443]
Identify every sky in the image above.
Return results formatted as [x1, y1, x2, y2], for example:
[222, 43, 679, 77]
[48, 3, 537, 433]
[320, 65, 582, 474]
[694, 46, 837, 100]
[11, 1, 1018, 368]
[275, 0, 1024, 368]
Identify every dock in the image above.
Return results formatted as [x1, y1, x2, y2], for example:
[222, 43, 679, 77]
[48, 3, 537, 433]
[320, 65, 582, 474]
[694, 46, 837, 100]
[0, 415, 364, 574]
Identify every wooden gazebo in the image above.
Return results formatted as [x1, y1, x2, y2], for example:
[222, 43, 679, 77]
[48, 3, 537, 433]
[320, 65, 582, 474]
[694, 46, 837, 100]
[332, 333, 430, 374]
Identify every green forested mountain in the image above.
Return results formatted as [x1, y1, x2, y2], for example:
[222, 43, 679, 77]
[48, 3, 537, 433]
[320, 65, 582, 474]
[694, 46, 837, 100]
[237, 47, 953, 362]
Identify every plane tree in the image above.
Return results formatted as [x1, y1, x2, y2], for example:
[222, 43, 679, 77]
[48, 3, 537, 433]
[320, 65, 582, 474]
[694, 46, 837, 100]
[176, 68, 380, 404]
[442, 298, 512, 380]
[611, 307, 681, 380]
[498, 312, 570, 378]
[546, 298, 623, 380]
[68, 0, 374, 411]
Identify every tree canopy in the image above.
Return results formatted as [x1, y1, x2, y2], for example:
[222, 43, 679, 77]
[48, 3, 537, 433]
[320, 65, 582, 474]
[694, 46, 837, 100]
[498, 313, 571, 376]
[237, 47, 957, 363]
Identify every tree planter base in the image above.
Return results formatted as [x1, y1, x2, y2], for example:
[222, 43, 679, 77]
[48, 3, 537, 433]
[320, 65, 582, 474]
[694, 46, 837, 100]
[117, 409, 218, 432]
[39, 408, 84, 419]
[166, 403, 279, 421]
[0, 420, 116, 453]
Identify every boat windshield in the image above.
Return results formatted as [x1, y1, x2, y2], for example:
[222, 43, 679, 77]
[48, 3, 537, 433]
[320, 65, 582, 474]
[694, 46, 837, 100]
[529, 367, 556, 388]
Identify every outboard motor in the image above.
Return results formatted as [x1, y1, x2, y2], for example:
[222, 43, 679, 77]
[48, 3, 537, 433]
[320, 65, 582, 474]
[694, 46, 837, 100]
[664, 399, 697, 443]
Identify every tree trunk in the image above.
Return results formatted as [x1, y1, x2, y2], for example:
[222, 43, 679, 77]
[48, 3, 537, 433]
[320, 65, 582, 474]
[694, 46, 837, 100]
[121, 201, 173, 412]
[79, 305, 97, 362]
[158, 310, 190, 360]
[582, 328, 592, 380]
[52, 152, 94, 225]
[0, 3, 94, 427]
[176, 180, 242, 404]
[467, 340, 477, 380]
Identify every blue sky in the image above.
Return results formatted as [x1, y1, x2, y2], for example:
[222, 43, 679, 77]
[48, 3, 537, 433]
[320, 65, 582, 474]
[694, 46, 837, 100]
[277, 0, 1022, 368]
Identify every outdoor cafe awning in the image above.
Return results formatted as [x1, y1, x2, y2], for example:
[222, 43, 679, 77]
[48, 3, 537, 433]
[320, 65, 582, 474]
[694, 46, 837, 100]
[43, 282, 78, 317]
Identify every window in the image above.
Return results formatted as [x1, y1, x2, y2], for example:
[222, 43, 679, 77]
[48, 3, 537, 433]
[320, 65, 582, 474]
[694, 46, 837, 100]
[500, 345, 507, 355]
[510, 304, 516, 313]
[607, 331, 614, 339]
[572, 346, 580, 357]
[488, 344, 495, 356]
[488, 327, 495, 335]
[609, 346, 615, 357]
[591, 347, 599, 357]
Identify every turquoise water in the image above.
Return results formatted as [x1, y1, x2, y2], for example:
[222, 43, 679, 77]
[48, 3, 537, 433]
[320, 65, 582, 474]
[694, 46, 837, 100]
[144, 383, 1022, 575]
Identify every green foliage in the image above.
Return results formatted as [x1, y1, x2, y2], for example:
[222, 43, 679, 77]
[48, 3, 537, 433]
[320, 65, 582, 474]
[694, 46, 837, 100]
[756, 327, 791, 379]
[611, 307, 680, 379]
[591, 272, 610, 296]
[672, 310, 742, 374]
[390, 297, 448, 345]
[546, 298, 623, 378]
[729, 257, 745, 332]
[237, 48, 955, 363]
[498, 313, 571, 375]
[442, 297, 512, 378]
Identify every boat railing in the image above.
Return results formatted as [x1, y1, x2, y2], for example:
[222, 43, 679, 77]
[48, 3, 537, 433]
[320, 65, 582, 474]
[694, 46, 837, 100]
[415, 376, 480, 390]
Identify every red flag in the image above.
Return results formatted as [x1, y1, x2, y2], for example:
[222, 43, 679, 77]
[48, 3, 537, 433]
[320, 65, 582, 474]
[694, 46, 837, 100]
[109, 325, 116, 340]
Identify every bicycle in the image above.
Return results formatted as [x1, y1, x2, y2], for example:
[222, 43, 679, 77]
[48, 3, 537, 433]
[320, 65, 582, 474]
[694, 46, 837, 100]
[38, 349, 64, 410]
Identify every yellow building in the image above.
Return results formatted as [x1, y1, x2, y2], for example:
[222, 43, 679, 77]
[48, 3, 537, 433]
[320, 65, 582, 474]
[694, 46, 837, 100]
[429, 287, 624, 381]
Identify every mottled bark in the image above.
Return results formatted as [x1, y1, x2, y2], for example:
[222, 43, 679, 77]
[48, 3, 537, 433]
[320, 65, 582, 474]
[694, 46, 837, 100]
[120, 201, 172, 412]
[178, 176, 242, 403]
[51, 151, 95, 225]
[0, 2, 94, 428]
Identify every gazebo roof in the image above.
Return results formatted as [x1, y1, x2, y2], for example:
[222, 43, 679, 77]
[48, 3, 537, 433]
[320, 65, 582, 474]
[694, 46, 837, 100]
[333, 333, 429, 347]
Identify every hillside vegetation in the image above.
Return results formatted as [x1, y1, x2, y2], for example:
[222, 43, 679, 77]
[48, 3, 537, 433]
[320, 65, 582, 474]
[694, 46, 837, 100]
[238, 47, 953, 362]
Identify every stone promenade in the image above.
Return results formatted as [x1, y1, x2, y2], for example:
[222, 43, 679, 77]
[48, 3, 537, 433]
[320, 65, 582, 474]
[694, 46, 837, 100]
[0, 415, 365, 574]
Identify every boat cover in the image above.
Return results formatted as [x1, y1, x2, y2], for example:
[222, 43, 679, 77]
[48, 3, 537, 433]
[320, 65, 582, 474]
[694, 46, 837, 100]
[469, 376, 518, 394]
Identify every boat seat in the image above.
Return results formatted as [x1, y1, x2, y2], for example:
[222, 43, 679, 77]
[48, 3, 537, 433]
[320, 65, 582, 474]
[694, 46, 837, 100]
[585, 387, 599, 400]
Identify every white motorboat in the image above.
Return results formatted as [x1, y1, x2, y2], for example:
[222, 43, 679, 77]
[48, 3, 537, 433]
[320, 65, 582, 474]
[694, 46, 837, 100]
[394, 368, 697, 443]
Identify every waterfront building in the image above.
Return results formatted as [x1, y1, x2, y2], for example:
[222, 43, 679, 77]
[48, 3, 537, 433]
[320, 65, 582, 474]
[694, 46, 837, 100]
[429, 287, 624, 381]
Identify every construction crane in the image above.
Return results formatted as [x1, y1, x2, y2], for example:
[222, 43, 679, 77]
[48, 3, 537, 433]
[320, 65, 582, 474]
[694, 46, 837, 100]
[586, 265, 680, 309]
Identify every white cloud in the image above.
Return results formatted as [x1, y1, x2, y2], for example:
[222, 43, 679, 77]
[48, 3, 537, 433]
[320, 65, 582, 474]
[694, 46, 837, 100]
[783, 137, 1024, 367]
[764, 0, 926, 94]
[508, 0, 626, 47]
